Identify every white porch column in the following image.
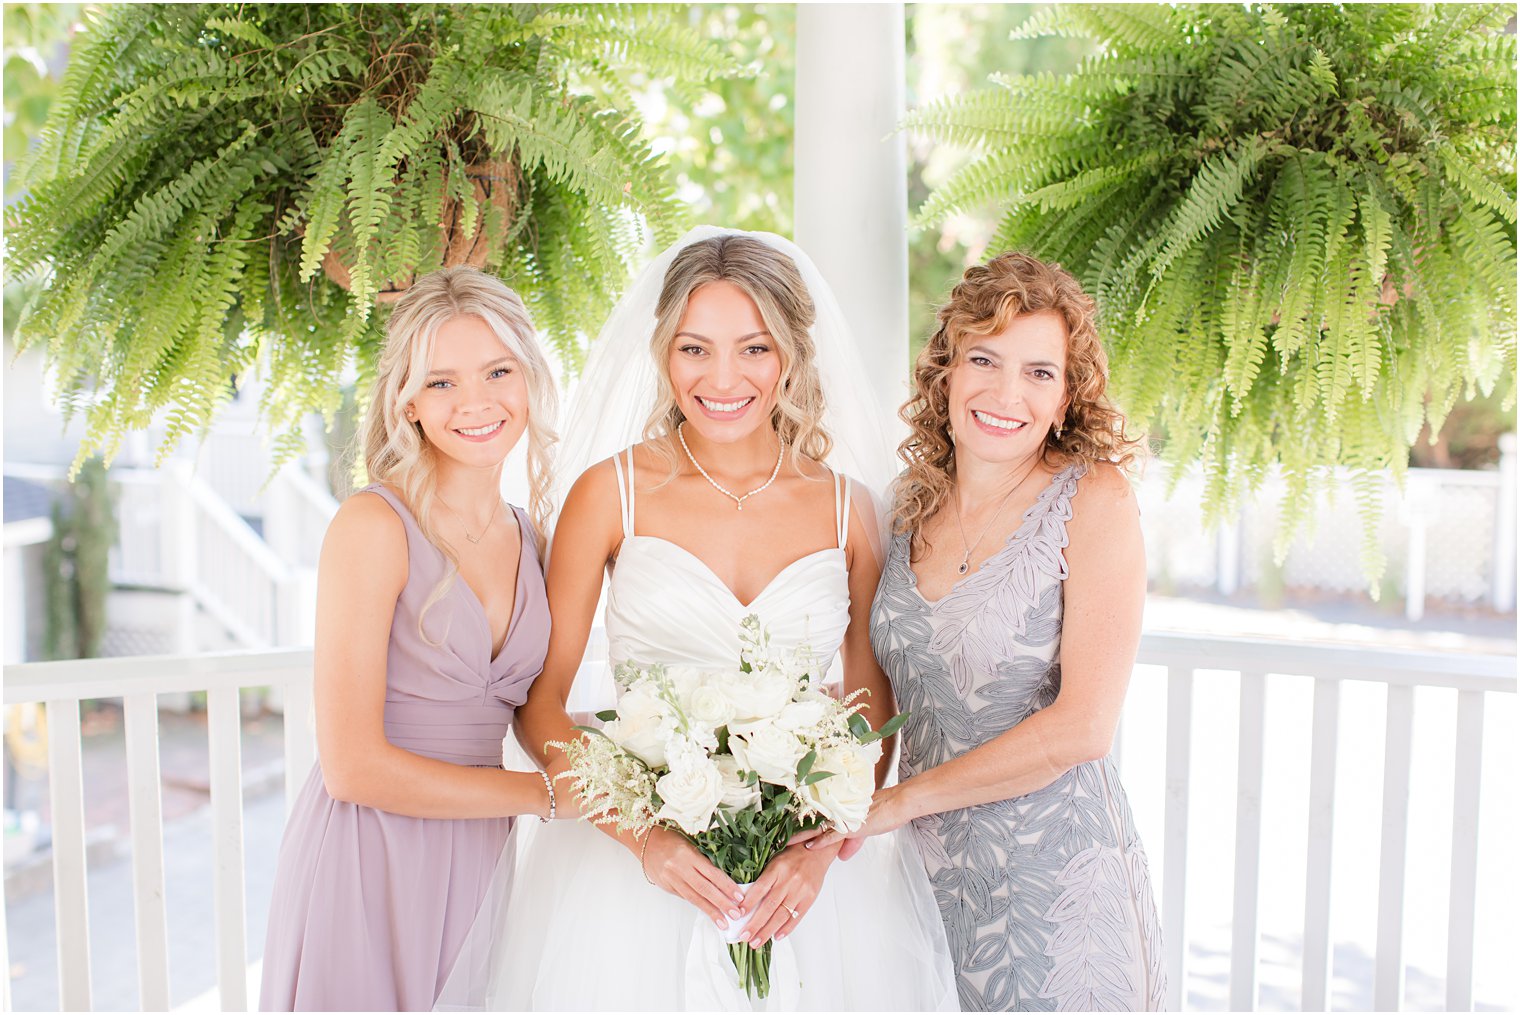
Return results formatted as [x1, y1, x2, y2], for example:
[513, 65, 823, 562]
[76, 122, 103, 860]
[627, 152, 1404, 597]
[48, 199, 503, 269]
[1493, 432, 1515, 612]
[794, 3, 910, 424]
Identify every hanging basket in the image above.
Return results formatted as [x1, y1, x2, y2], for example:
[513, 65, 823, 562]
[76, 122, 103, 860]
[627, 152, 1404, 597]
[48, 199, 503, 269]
[319, 157, 521, 304]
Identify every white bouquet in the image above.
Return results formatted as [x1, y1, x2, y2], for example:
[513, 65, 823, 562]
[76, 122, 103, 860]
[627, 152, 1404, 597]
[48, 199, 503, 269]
[556, 614, 905, 999]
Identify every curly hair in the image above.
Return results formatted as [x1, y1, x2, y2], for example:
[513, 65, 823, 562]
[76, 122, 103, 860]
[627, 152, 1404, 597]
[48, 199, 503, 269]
[894, 251, 1145, 541]
[643, 234, 831, 481]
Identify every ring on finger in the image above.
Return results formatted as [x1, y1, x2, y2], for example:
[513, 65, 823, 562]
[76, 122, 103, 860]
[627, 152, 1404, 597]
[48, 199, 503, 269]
[785, 905, 799, 919]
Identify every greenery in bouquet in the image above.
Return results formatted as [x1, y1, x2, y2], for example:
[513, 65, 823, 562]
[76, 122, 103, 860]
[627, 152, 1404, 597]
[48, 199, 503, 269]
[5, 3, 733, 469]
[557, 615, 905, 999]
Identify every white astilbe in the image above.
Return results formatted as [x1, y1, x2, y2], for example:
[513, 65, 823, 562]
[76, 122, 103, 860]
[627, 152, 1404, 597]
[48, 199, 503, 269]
[555, 731, 658, 834]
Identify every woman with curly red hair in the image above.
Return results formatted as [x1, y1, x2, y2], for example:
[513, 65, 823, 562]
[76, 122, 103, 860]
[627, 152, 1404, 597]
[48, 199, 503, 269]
[813, 252, 1165, 1011]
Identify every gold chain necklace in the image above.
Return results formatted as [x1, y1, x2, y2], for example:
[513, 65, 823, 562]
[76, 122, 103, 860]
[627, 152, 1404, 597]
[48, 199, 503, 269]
[441, 497, 501, 544]
[951, 457, 1043, 575]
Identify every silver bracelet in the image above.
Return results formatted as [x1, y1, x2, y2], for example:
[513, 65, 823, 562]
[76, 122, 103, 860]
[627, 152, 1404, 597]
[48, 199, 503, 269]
[536, 770, 555, 823]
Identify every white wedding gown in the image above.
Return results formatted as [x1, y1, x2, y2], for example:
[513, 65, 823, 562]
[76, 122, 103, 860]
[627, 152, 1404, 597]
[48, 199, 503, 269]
[437, 453, 957, 1011]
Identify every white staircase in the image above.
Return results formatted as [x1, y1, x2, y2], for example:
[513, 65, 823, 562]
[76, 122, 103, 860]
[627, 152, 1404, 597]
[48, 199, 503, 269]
[5, 445, 339, 660]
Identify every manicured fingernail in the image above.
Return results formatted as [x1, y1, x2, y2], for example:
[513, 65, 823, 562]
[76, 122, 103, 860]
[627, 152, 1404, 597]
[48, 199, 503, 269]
[716, 918, 727, 929]
[732, 891, 745, 902]
[738, 931, 750, 942]
[776, 931, 788, 941]
[728, 908, 741, 918]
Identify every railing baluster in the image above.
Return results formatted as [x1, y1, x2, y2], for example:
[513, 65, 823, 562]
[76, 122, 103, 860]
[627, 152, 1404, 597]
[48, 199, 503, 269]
[1162, 667, 1193, 1012]
[124, 692, 172, 1010]
[1374, 683, 1416, 1010]
[282, 677, 317, 816]
[1445, 690, 1485, 1012]
[45, 699, 92, 1011]
[207, 686, 249, 1011]
[1302, 677, 1340, 1011]
[1230, 671, 1267, 1011]
[1, 815, 11, 1013]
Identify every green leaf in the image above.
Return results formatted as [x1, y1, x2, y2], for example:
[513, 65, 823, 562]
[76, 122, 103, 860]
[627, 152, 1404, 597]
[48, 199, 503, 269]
[795, 749, 817, 783]
[876, 712, 909, 739]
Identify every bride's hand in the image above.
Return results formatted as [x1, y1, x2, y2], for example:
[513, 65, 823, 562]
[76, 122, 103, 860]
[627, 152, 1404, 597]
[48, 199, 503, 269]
[740, 838, 842, 947]
[640, 827, 747, 930]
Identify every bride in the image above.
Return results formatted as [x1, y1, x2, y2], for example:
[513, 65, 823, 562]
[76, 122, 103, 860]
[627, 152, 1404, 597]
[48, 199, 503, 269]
[437, 227, 956, 1011]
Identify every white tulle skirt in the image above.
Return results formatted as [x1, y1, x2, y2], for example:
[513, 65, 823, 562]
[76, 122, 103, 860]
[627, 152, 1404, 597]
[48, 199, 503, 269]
[435, 816, 959, 1011]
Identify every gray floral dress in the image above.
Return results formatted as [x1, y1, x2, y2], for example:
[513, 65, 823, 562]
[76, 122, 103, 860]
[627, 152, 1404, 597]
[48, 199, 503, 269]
[870, 462, 1166, 1012]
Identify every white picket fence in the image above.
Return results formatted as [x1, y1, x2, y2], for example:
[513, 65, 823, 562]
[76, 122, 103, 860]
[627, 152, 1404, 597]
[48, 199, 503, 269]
[1, 635, 1512, 1011]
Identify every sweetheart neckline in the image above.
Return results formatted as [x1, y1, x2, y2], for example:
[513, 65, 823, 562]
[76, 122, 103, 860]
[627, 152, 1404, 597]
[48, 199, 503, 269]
[620, 534, 844, 610]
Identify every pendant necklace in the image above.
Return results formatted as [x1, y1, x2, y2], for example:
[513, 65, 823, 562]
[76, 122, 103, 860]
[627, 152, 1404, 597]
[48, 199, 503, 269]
[952, 457, 1043, 575]
[678, 422, 785, 511]
[443, 497, 501, 544]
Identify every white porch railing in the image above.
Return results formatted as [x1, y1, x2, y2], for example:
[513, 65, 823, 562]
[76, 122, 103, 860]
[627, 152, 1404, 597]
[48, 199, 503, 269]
[2, 635, 1514, 1011]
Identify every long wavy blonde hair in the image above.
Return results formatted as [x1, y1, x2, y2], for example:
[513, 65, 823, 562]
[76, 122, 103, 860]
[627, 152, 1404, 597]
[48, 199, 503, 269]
[894, 251, 1145, 543]
[359, 266, 558, 634]
[643, 234, 831, 480]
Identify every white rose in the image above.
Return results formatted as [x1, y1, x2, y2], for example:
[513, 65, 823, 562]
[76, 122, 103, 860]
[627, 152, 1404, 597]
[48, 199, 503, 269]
[662, 665, 705, 701]
[686, 680, 736, 734]
[799, 742, 881, 831]
[730, 723, 807, 789]
[773, 690, 834, 734]
[715, 754, 761, 812]
[653, 743, 725, 835]
[604, 683, 677, 768]
[722, 666, 795, 724]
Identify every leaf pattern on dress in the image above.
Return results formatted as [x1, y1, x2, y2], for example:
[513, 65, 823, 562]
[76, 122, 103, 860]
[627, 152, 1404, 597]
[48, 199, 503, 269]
[871, 463, 1167, 1012]
[1037, 846, 1139, 1010]
[1129, 842, 1169, 1012]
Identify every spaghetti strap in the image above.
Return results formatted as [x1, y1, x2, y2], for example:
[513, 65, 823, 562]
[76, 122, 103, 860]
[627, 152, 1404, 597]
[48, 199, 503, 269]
[611, 447, 635, 539]
[835, 473, 852, 550]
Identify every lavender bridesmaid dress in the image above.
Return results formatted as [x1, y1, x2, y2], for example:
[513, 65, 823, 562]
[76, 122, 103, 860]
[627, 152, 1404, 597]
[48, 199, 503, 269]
[259, 485, 549, 1012]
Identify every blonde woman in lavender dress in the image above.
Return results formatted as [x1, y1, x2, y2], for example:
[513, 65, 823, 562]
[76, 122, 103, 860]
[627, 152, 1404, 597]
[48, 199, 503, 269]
[816, 253, 1166, 1011]
[260, 268, 559, 1011]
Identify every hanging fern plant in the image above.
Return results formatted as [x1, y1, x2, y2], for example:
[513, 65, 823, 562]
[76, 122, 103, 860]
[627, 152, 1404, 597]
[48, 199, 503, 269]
[905, 3, 1516, 581]
[6, 3, 732, 467]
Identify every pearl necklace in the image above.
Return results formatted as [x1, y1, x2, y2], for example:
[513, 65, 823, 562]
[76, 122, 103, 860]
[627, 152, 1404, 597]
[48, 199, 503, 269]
[677, 423, 785, 511]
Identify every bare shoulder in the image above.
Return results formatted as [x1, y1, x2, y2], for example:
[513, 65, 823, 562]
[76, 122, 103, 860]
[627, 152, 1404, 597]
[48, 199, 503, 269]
[322, 488, 408, 590]
[1067, 461, 1140, 537]
[331, 487, 407, 544]
[556, 454, 626, 558]
[564, 454, 622, 508]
